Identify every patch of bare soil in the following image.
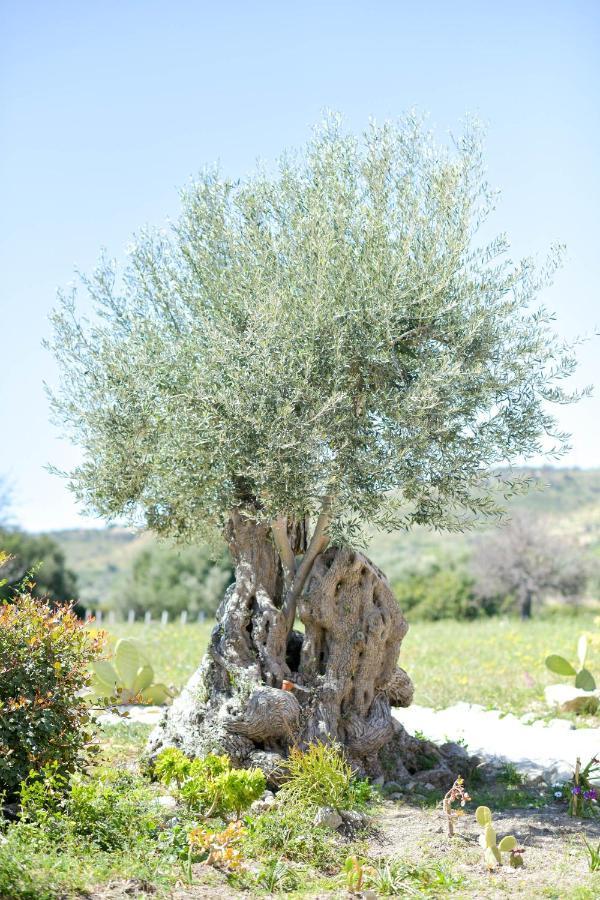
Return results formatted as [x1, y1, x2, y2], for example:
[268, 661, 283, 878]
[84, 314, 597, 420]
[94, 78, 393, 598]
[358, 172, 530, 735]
[370, 798, 600, 898]
[85, 865, 244, 900]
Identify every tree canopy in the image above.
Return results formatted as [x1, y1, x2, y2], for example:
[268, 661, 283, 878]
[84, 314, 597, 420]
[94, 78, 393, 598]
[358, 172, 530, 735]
[49, 115, 577, 546]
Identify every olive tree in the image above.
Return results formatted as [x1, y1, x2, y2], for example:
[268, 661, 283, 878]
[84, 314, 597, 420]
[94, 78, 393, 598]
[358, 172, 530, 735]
[48, 115, 577, 783]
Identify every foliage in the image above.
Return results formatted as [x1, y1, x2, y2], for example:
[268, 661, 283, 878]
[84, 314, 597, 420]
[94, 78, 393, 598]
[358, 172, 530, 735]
[357, 857, 464, 895]
[471, 512, 587, 619]
[90, 637, 174, 705]
[110, 539, 233, 618]
[0, 527, 79, 609]
[0, 766, 174, 900]
[188, 820, 246, 871]
[475, 805, 523, 869]
[0, 592, 103, 799]
[49, 114, 578, 550]
[278, 741, 371, 811]
[153, 747, 265, 818]
[19, 764, 159, 851]
[583, 837, 600, 872]
[565, 756, 600, 817]
[240, 804, 348, 871]
[546, 635, 598, 711]
[342, 855, 377, 892]
[250, 856, 301, 893]
[392, 560, 485, 621]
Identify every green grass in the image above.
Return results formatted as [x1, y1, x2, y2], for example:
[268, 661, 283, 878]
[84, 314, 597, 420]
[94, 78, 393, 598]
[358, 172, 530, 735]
[102, 613, 599, 717]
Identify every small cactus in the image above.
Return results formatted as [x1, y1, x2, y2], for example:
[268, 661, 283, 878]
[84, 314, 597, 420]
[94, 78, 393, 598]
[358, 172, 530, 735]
[90, 638, 174, 705]
[475, 806, 522, 869]
[546, 634, 597, 692]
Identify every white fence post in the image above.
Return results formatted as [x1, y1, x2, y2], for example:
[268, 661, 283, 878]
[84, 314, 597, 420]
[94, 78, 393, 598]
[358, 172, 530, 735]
[108, 610, 116, 625]
[197, 610, 205, 624]
[84, 609, 92, 622]
[160, 610, 169, 626]
[128, 609, 135, 624]
[96, 609, 103, 624]
[144, 610, 152, 625]
[180, 610, 188, 625]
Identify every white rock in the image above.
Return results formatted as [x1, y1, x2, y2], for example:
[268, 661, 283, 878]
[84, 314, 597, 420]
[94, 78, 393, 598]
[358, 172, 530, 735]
[152, 795, 178, 811]
[393, 702, 600, 782]
[313, 806, 343, 829]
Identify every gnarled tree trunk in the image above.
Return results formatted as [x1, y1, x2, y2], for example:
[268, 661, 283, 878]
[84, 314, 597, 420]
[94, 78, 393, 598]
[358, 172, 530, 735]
[147, 510, 471, 786]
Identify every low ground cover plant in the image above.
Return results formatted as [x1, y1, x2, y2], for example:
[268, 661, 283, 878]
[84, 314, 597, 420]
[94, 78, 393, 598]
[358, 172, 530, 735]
[153, 747, 265, 818]
[277, 740, 372, 812]
[0, 591, 103, 800]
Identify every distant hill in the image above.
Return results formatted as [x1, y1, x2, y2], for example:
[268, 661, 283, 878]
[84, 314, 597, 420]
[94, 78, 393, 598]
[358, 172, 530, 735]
[51, 527, 151, 607]
[49, 467, 600, 607]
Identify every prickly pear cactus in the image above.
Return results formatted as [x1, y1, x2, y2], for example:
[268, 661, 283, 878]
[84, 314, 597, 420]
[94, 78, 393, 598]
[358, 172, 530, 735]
[91, 638, 174, 705]
[475, 806, 520, 870]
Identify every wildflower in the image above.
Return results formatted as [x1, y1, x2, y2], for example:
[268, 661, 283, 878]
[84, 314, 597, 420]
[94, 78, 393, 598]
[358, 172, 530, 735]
[584, 788, 598, 801]
[554, 791, 563, 798]
[572, 786, 582, 795]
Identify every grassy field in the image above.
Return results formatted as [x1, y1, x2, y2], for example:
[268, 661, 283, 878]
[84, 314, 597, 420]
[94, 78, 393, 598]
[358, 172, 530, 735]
[102, 613, 600, 717]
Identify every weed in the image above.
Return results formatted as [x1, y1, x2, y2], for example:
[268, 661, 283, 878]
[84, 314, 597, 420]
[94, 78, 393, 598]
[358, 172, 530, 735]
[153, 747, 265, 818]
[278, 741, 371, 812]
[442, 775, 471, 836]
[583, 837, 600, 872]
[498, 762, 523, 787]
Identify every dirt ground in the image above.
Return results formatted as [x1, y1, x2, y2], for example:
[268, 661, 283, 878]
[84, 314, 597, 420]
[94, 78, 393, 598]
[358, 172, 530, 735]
[85, 798, 600, 899]
[368, 799, 600, 898]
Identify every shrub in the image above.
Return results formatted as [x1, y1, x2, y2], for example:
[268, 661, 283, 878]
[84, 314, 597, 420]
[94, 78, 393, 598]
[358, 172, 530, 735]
[19, 765, 159, 851]
[392, 563, 487, 621]
[154, 748, 265, 818]
[0, 592, 103, 799]
[0, 528, 79, 610]
[278, 741, 371, 812]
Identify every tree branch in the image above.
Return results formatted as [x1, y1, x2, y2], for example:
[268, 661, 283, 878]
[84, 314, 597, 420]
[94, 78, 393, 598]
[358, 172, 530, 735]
[282, 496, 333, 629]
[271, 515, 296, 593]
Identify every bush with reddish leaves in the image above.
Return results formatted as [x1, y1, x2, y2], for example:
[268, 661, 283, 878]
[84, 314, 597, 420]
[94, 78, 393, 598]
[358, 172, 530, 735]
[0, 592, 104, 800]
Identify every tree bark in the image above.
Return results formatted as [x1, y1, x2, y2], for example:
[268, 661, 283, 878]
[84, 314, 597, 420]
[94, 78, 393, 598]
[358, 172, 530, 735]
[520, 590, 533, 620]
[147, 511, 473, 787]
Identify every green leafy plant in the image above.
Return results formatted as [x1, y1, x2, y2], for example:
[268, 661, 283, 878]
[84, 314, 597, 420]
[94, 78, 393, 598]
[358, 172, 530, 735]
[0, 592, 103, 800]
[342, 855, 375, 893]
[19, 765, 159, 851]
[583, 837, 600, 872]
[277, 741, 371, 812]
[154, 747, 265, 818]
[252, 857, 300, 893]
[241, 805, 346, 871]
[90, 637, 174, 705]
[475, 806, 524, 869]
[545, 635, 598, 711]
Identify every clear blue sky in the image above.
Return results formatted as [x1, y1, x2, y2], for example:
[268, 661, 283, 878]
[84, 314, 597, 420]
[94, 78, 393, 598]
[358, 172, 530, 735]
[1, 0, 598, 532]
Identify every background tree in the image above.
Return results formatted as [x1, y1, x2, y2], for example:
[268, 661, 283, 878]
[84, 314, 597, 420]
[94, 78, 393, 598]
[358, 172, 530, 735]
[49, 115, 578, 782]
[470, 512, 587, 619]
[0, 528, 79, 610]
[110, 540, 233, 618]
